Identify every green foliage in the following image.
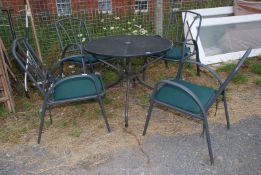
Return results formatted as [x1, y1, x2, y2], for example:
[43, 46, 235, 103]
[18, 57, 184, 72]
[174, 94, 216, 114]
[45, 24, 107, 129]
[232, 73, 248, 84]
[0, 104, 8, 118]
[217, 63, 236, 73]
[103, 96, 113, 105]
[24, 101, 33, 111]
[251, 63, 261, 75]
[217, 63, 248, 84]
[138, 93, 149, 106]
[70, 127, 81, 137]
[103, 70, 118, 83]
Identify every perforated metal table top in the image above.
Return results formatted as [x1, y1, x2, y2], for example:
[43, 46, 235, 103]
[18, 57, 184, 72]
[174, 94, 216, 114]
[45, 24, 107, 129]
[85, 35, 172, 58]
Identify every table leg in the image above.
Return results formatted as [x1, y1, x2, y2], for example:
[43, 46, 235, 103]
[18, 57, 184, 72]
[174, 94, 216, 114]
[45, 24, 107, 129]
[124, 59, 131, 127]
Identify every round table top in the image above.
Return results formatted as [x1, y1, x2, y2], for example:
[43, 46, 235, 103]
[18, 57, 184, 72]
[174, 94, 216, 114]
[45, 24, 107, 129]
[84, 35, 172, 58]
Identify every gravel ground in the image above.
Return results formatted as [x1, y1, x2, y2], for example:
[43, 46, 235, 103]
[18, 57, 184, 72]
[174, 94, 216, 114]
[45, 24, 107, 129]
[0, 116, 260, 175]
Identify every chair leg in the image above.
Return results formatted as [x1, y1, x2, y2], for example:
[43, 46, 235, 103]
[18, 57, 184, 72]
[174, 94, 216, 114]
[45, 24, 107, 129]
[97, 96, 111, 132]
[48, 106, 52, 125]
[60, 62, 64, 77]
[164, 60, 169, 68]
[38, 102, 47, 144]
[196, 54, 201, 77]
[176, 61, 184, 79]
[142, 58, 148, 81]
[203, 116, 214, 164]
[194, 39, 201, 76]
[143, 100, 155, 136]
[200, 123, 205, 138]
[223, 92, 230, 129]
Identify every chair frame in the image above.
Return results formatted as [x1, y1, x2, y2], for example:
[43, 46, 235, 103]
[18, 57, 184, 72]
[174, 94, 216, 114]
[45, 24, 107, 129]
[12, 38, 111, 143]
[143, 49, 252, 164]
[55, 17, 121, 88]
[164, 10, 202, 77]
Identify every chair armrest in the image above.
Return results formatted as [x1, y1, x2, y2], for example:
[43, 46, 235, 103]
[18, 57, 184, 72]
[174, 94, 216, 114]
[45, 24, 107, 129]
[152, 79, 207, 116]
[185, 60, 223, 85]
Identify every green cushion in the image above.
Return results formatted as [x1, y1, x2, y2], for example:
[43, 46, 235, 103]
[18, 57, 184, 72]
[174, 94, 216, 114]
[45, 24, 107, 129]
[155, 79, 215, 114]
[53, 74, 104, 101]
[65, 54, 111, 64]
[164, 47, 191, 60]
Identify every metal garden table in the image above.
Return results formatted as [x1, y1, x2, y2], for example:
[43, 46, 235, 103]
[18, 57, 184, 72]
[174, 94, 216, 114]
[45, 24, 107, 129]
[85, 35, 172, 127]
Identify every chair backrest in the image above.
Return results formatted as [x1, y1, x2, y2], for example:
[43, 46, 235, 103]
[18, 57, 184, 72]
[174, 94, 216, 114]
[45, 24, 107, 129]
[55, 18, 91, 52]
[12, 38, 49, 95]
[165, 10, 202, 53]
[208, 49, 252, 108]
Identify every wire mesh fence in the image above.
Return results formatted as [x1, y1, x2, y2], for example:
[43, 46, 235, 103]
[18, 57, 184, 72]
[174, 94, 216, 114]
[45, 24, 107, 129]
[0, 0, 233, 65]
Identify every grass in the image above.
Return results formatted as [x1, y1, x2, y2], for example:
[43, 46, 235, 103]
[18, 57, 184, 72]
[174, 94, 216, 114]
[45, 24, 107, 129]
[254, 78, 261, 86]
[0, 112, 39, 143]
[217, 63, 248, 84]
[103, 70, 118, 84]
[251, 63, 261, 75]
[217, 63, 236, 73]
[138, 93, 149, 106]
[0, 104, 8, 119]
[232, 73, 248, 84]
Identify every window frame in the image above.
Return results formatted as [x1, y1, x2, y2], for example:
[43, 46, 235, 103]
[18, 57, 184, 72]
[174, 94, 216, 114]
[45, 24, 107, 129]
[135, 0, 149, 13]
[56, 0, 72, 17]
[98, 0, 112, 14]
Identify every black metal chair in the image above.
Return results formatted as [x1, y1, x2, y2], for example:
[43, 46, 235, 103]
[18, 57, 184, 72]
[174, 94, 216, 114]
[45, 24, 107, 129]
[55, 18, 121, 87]
[143, 49, 252, 164]
[12, 38, 111, 143]
[166, 10, 202, 77]
[153, 10, 202, 77]
[140, 10, 202, 84]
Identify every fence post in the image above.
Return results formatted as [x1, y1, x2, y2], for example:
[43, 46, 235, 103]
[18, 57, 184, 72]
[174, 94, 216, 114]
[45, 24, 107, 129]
[154, 0, 163, 36]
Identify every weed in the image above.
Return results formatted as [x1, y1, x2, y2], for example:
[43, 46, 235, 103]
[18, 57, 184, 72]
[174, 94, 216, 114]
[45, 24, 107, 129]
[24, 101, 33, 111]
[55, 120, 69, 129]
[0, 104, 8, 118]
[103, 96, 113, 105]
[217, 63, 236, 73]
[232, 73, 248, 84]
[251, 63, 261, 75]
[138, 93, 149, 106]
[103, 70, 118, 83]
[217, 63, 248, 84]
[254, 78, 261, 85]
[155, 74, 166, 82]
[70, 127, 81, 137]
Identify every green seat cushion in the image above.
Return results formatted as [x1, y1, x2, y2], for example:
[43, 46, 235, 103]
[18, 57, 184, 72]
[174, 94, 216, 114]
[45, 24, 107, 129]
[155, 79, 215, 114]
[164, 47, 191, 60]
[65, 54, 111, 64]
[53, 74, 104, 101]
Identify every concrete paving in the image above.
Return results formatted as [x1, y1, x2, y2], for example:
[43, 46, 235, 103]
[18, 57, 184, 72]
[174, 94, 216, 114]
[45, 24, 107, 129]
[0, 116, 260, 175]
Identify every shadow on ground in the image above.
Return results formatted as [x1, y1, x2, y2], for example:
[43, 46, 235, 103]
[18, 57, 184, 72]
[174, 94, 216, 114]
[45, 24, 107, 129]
[0, 116, 260, 175]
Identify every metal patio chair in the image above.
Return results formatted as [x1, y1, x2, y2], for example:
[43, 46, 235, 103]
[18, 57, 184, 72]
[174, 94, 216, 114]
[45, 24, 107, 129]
[141, 10, 202, 83]
[143, 49, 252, 164]
[12, 38, 111, 143]
[153, 10, 202, 78]
[55, 18, 121, 87]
